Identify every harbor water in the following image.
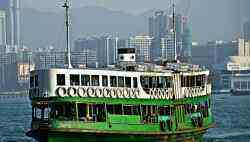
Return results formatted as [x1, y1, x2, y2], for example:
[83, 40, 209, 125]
[1, 94, 250, 142]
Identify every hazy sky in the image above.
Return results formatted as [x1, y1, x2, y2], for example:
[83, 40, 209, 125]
[22, 0, 184, 14]
[21, 0, 250, 42]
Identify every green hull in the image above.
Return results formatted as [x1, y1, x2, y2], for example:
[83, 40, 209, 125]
[28, 125, 212, 142]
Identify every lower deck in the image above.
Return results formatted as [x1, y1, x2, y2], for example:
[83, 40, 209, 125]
[31, 96, 213, 137]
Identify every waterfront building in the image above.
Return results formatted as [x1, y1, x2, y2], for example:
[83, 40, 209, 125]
[238, 38, 250, 56]
[182, 18, 192, 61]
[149, 11, 190, 62]
[191, 41, 237, 70]
[33, 51, 66, 69]
[74, 38, 98, 67]
[0, 0, 21, 50]
[0, 10, 7, 53]
[74, 36, 125, 67]
[128, 35, 153, 63]
[160, 31, 177, 62]
[149, 11, 168, 39]
[243, 21, 250, 40]
[96, 36, 118, 67]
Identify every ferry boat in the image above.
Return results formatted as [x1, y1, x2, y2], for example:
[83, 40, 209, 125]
[220, 68, 250, 96]
[219, 56, 250, 96]
[27, 0, 214, 141]
[28, 50, 213, 142]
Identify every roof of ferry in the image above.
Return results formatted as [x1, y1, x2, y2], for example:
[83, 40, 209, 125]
[31, 62, 208, 74]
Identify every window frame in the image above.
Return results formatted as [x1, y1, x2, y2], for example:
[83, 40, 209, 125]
[70, 74, 80, 86]
[56, 74, 65, 86]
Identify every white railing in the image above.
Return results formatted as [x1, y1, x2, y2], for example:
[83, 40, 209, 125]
[181, 86, 206, 98]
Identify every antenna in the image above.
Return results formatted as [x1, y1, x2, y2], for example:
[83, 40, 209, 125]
[172, 0, 178, 62]
[63, 0, 72, 68]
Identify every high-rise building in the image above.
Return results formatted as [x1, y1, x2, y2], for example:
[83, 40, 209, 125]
[238, 38, 250, 57]
[149, 11, 168, 39]
[243, 21, 250, 40]
[0, 0, 21, 52]
[149, 10, 191, 62]
[74, 36, 126, 68]
[160, 30, 181, 62]
[129, 36, 153, 63]
[182, 21, 192, 59]
[0, 11, 6, 45]
[73, 38, 98, 67]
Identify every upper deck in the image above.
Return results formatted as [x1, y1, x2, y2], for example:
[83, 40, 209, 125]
[29, 62, 211, 102]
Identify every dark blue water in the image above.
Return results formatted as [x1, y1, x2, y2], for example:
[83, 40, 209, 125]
[1, 94, 250, 142]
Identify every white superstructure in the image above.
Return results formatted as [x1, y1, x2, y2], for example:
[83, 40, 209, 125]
[29, 62, 210, 101]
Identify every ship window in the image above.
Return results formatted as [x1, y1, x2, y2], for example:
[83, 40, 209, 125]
[241, 81, 247, 89]
[196, 75, 202, 86]
[81, 75, 90, 86]
[57, 74, 65, 86]
[70, 74, 80, 86]
[140, 76, 172, 91]
[191, 76, 195, 87]
[133, 77, 138, 88]
[91, 75, 99, 86]
[30, 76, 34, 88]
[118, 76, 124, 87]
[248, 81, 250, 89]
[102, 76, 108, 87]
[131, 105, 139, 115]
[151, 76, 158, 88]
[182, 76, 203, 87]
[110, 76, 117, 87]
[125, 77, 131, 88]
[123, 105, 133, 115]
[35, 75, 38, 87]
[107, 104, 122, 115]
[159, 106, 171, 116]
[162, 76, 172, 88]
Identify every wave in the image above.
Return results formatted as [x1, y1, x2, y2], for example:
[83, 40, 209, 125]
[205, 131, 250, 139]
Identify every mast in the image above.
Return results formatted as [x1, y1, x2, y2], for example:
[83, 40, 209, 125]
[171, 0, 178, 62]
[63, 0, 72, 68]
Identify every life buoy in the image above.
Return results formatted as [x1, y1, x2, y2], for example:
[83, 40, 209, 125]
[135, 89, 140, 98]
[87, 88, 95, 97]
[95, 88, 103, 98]
[116, 89, 123, 98]
[123, 88, 130, 98]
[78, 87, 87, 97]
[56, 87, 67, 97]
[110, 89, 117, 98]
[103, 88, 110, 98]
[68, 87, 77, 97]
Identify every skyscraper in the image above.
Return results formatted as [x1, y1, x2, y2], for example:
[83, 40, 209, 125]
[243, 21, 250, 40]
[0, 0, 21, 52]
[149, 11, 168, 62]
[129, 36, 153, 63]
[149, 11, 168, 39]
[181, 17, 192, 60]
[0, 11, 7, 48]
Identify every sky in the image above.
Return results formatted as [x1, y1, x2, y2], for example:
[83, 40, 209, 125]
[21, 0, 250, 42]
[22, 0, 184, 14]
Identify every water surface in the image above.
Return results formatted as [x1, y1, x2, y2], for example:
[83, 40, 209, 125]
[1, 94, 250, 142]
